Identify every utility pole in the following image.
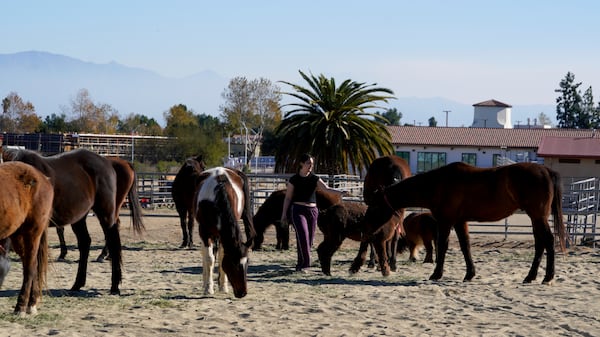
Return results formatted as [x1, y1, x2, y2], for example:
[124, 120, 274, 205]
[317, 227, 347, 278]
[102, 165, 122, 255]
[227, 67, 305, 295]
[443, 110, 451, 127]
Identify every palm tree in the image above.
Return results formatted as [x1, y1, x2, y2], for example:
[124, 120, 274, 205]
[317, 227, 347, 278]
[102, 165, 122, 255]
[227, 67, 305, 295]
[274, 70, 395, 175]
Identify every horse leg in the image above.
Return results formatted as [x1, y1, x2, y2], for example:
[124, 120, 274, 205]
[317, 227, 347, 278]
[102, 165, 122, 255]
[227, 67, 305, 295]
[349, 241, 370, 274]
[317, 236, 343, 276]
[387, 231, 399, 272]
[178, 211, 188, 248]
[102, 221, 123, 295]
[430, 225, 451, 281]
[186, 211, 194, 248]
[408, 241, 418, 262]
[374, 236, 391, 277]
[10, 235, 36, 315]
[56, 226, 68, 261]
[423, 239, 434, 263]
[217, 244, 228, 293]
[201, 241, 215, 295]
[70, 220, 91, 292]
[524, 220, 554, 284]
[454, 221, 475, 282]
[367, 244, 377, 269]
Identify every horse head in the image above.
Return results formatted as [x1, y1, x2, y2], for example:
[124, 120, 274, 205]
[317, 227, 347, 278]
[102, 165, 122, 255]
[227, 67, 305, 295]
[220, 246, 249, 298]
[0, 238, 11, 288]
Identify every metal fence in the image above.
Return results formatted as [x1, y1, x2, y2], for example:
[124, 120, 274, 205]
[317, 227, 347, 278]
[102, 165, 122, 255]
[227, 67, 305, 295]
[133, 172, 600, 245]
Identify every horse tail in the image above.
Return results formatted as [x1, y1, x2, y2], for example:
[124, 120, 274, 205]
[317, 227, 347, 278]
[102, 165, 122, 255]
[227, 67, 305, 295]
[549, 168, 567, 252]
[37, 229, 49, 291]
[237, 170, 256, 248]
[126, 162, 145, 235]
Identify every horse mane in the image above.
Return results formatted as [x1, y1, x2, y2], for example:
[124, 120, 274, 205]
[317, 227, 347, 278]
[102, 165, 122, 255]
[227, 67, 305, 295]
[4, 149, 54, 177]
[213, 175, 244, 255]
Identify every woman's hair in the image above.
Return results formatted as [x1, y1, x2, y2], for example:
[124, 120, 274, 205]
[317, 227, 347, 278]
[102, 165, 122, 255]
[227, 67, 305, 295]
[296, 153, 313, 172]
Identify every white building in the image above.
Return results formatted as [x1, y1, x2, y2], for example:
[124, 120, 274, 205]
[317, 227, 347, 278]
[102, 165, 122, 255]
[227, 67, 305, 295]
[471, 99, 513, 128]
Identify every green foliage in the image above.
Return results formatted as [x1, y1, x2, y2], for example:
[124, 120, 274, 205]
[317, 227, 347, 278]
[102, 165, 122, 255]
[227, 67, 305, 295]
[555, 72, 583, 128]
[428, 116, 437, 127]
[376, 107, 402, 125]
[274, 70, 395, 175]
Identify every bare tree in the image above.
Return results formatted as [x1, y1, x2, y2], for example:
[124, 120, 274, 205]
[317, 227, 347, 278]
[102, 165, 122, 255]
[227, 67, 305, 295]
[63, 89, 119, 133]
[1, 92, 41, 132]
[220, 77, 281, 169]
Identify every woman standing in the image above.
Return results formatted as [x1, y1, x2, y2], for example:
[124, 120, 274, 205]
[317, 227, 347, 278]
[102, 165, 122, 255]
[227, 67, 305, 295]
[280, 153, 347, 272]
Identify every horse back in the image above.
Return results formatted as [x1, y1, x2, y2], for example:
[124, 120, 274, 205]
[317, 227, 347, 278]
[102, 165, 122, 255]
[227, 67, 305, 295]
[364, 155, 411, 205]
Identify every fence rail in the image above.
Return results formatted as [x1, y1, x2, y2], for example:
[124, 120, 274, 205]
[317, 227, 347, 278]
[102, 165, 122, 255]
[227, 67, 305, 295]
[132, 172, 599, 246]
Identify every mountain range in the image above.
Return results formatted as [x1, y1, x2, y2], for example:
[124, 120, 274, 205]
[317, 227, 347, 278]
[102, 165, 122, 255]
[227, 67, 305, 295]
[0, 51, 555, 127]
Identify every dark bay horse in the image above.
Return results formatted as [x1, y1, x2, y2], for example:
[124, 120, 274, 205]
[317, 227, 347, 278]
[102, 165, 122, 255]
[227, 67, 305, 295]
[253, 189, 341, 250]
[0, 162, 53, 315]
[172, 155, 205, 248]
[2, 148, 145, 294]
[354, 155, 411, 276]
[194, 167, 255, 298]
[365, 161, 566, 284]
[316, 200, 367, 275]
[398, 212, 437, 263]
[55, 156, 144, 262]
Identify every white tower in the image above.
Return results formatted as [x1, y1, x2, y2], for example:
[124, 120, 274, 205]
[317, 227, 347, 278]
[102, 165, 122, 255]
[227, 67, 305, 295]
[471, 99, 513, 128]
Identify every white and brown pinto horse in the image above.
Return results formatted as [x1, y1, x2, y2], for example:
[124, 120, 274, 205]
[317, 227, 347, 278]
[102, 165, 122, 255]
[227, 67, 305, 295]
[194, 167, 255, 298]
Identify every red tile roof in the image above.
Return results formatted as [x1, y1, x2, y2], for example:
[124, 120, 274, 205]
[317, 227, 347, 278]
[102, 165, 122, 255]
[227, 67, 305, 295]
[537, 135, 600, 158]
[473, 99, 512, 108]
[388, 126, 596, 149]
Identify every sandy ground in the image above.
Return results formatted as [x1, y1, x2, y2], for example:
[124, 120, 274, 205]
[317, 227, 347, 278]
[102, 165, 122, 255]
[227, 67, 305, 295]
[1, 210, 599, 337]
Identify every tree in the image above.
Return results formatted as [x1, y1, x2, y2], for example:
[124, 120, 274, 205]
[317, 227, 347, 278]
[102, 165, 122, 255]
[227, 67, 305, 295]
[555, 72, 582, 128]
[63, 89, 120, 133]
[1, 92, 42, 132]
[119, 113, 163, 136]
[40, 113, 72, 133]
[537, 112, 552, 127]
[580, 86, 597, 129]
[376, 107, 402, 125]
[220, 77, 282, 170]
[428, 117, 437, 127]
[274, 70, 395, 175]
[163, 105, 226, 165]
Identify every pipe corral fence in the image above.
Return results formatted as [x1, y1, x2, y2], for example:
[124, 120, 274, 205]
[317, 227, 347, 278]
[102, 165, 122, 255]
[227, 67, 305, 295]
[132, 172, 600, 247]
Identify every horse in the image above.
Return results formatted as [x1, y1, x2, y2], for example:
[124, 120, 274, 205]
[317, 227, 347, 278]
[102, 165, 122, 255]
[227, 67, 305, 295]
[352, 155, 411, 276]
[194, 167, 255, 298]
[172, 155, 206, 248]
[253, 189, 342, 250]
[397, 212, 437, 263]
[54, 156, 144, 262]
[2, 148, 145, 295]
[316, 200, 367, 275]
[365, 161, 566, 284]
[0, 162, 54, 315]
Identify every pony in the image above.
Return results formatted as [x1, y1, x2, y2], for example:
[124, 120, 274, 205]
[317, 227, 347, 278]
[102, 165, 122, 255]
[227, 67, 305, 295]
[253, 189, 341, 250]
[0, 162, 54, 315]
[2, 148, 145, 294]
[397, 212, 437, 263]
[172, 155, 206, 248]
[352, 155, 411, 276]
[365, 161, 566, 284]
[194, 167, 255, 298]
[54, 156, 144, 262]
[316, 200, 367, 275]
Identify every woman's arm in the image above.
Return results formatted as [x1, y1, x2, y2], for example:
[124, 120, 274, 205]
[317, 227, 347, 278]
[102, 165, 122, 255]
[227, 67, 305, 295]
[316, 178, 348, 197]
[281, 182, 294, 223]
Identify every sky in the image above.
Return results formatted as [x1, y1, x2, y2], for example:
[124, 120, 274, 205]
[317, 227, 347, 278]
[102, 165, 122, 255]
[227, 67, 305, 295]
[3, 1, 599, 125]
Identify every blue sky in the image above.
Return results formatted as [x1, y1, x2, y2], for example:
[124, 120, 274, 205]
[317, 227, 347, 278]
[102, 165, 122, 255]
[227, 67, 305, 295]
[3, 1, 599, 118]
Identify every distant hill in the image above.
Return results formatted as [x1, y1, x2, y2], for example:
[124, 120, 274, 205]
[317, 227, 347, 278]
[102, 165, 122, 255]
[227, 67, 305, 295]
[0, 51, 228, 125]
[0, 51, 556, 127]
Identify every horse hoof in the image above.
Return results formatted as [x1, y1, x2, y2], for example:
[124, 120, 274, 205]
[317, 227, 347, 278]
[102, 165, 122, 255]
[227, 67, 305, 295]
[429, 273, 442, 281]
[542, 277, 553, 285]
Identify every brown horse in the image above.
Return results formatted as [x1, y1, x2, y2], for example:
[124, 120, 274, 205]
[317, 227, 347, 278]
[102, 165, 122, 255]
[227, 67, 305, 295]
[365, 161, 566, 284]
[398, 212, 437, 263]
[194, 167, 255, 298]
[353, 155, 411, 276]
[253, 189, 341, 250]
[2, 148, 145, 294]
[55, 156, 144, 262]
[316, 200, 367, 275]
[0, 162, 53, 315]
[172, 155, 206, 248]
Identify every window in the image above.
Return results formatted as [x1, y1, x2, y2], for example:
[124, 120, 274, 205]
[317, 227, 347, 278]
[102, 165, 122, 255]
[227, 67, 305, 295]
[492, 154, 501, 166]
[559, 158, 581, 164]
[417, 152, 446, 173]
[461, 153, 477, 166]
[396, 151, 410, 165]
